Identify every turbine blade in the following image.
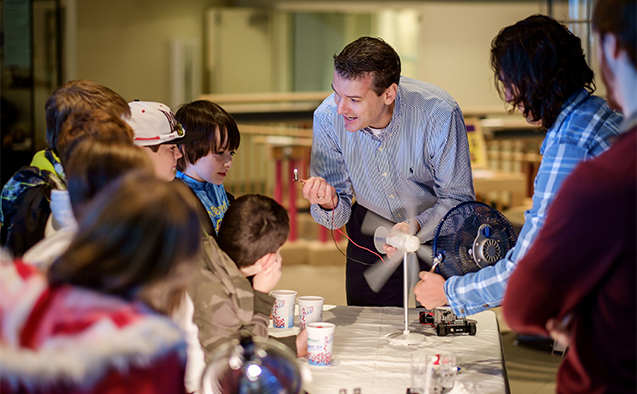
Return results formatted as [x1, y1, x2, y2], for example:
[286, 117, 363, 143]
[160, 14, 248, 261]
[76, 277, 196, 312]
[416, 219, 439, 243]
[363, 253, 403, 292]
[361, 209, 395, 237]
[416, 244, 433, 267]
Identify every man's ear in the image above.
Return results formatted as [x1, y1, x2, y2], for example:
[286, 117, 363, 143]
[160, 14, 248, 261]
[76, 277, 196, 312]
[383, 83, 398, 105]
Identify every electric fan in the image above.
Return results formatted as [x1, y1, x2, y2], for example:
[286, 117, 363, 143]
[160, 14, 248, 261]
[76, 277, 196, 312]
[429, 201, 518, 279]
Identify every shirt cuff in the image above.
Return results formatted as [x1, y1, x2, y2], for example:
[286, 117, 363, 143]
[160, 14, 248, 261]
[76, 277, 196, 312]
[444, 275, 496, 317]
[253, 290, 275, 316]
[443, 277, 468, 317]
[310, 197, 349, 229]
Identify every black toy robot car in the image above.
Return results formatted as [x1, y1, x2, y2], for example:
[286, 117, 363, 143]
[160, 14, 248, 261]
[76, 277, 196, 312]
[419, 306, 477, 336]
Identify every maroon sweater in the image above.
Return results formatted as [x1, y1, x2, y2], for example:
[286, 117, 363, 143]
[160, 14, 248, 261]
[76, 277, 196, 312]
[503, 126, 636, 394]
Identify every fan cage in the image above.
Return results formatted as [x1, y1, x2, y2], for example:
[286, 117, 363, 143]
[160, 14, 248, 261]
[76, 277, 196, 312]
[432, 201, 517, 279]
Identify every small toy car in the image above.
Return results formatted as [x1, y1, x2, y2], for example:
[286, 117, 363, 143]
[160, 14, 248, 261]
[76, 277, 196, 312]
[419, 306, 477, 336]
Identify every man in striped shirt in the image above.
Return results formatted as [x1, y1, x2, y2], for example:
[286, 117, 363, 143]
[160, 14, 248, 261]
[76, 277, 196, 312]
[302, 37, 475, 306]
[414, 15, 622, 317]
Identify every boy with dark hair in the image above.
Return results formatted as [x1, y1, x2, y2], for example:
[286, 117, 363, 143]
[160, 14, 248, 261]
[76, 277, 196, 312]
[415, 15, 623, 317]
[1, 80, 131, 256]
[175, 100, 241, 234]
[189, 194, 305, 365]
[216, 194, 289, 272]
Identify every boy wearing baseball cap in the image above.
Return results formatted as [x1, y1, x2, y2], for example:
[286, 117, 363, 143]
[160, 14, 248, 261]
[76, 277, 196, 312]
[125, 101, 202, 181]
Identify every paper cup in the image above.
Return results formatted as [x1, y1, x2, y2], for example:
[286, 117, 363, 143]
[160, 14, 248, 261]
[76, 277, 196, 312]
[306, 322, 335, 366]
[297, 296, 324, 330]
[270, 290, 297, 329]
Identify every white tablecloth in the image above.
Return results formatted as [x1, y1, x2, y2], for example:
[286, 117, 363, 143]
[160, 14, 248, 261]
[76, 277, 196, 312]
[270, 306, 508, 394]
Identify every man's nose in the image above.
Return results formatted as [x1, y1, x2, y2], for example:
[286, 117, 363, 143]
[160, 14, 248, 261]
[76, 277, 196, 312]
[336, 98, 347, 115]
[175, 149, 183, 159]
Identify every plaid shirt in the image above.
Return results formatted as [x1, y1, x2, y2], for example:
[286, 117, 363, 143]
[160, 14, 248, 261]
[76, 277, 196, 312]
[310, 76, 475, 239]
[445, 88, 623, 317]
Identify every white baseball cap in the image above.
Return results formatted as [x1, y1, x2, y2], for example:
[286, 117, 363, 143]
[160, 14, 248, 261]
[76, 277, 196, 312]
[126, 101, 203, 146]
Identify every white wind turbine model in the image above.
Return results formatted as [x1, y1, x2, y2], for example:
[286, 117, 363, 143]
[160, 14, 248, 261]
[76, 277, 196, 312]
[361, 209, 437, 346]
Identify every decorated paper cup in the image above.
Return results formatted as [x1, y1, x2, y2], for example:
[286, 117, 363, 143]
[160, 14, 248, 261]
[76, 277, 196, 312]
[306, 322, 335, 366]
[270, 290, 297, 329]
[297, 296, 324, 330]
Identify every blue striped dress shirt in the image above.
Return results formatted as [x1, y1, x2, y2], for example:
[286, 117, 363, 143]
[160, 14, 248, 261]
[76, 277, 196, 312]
[444, 88, 623, 317]
[310, 76, 475, 240]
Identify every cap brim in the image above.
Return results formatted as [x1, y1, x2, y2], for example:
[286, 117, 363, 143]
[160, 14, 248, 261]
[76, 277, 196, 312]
[162, 130, 205, 145]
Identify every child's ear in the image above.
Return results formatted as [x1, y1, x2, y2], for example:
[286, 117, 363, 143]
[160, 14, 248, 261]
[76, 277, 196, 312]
[255, 252, 278, 271]
[239, 253, 272, 277]
[255, 252, 273, 267]
[239, 263, 261, 277]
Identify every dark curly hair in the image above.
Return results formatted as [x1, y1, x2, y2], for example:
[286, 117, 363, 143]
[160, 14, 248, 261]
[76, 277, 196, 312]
[592, 0, 636, 68]
[491, 15, 595, 129]
[333, 36, 401, 95]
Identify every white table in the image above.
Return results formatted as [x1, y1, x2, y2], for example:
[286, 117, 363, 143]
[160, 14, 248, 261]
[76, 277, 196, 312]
[270, 306, 508, 394]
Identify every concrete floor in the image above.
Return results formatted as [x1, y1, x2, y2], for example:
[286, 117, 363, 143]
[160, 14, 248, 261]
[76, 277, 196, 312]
[274, 263, 561, 394]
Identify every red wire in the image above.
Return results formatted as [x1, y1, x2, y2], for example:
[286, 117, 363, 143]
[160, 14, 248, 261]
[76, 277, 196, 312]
[327, 194, 390, 266]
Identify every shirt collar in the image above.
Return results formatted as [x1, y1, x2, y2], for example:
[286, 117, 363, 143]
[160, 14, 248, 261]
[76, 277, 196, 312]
[540, 88, 590, 154]
[548, 88, 590, 134]
[361, 87, 402, 141]
[176, 171, 206, 190]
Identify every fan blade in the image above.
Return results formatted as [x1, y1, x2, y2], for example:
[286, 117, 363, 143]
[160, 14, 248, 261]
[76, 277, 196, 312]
[363, 253, 403, 292]
[361, 209, 395, 237]
[416, 244, 433, 267]
[415, 219, 440, 244]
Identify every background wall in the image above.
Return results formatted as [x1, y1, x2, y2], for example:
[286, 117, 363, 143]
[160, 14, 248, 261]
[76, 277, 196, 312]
[75, 0, 541, 109]
[419, 2, 539, 109]
[76, 0, 229, 104]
